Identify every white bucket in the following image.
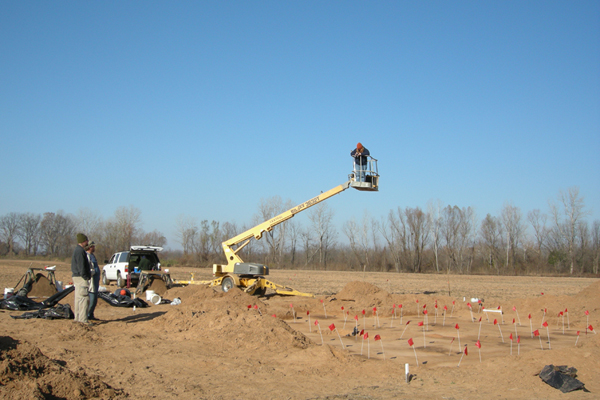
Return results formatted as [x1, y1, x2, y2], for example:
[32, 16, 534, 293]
[151, 294, 162, 305]
[146, 290, 155, 301]
[4, 288, 14, 298]
[56, 281, 63, 292]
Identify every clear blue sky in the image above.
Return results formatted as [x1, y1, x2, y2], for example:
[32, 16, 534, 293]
[1, 2, 599, 249]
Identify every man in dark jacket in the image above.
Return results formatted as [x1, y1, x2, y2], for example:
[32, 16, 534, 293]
[71, 233, 91, 324]
[351, 142, 370, 182]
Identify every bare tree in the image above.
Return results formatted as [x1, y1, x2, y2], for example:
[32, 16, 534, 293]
[527, 209, 548, 273]
[591, 220, 600, 275]
[39, 211, 76, 257]
[501, 202, 525, 274]
[139, 230, 167, 247]
[308, 203, 337, 267]
[480, 213, 502, 274]
[380, 208, 409, 272]
[0, 212, 21, 255]
[427, 199, 443, 273]
[405, 206, 431, 273]
[549, 187, 590, 274]
[113, 206, 142, 250]
[175, 215, 198, 255]
[17, 213, 41, 255]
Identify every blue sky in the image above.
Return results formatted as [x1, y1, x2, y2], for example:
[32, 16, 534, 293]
[1, 1, 599, 249]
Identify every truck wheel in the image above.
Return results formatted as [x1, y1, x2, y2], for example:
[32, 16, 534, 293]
[117, 272, 125, 288]
[221, 277, 235, 293]
[101, 271, 108, 286]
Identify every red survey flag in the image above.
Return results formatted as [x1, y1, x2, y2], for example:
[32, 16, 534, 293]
[589, 325, 594, 331]
[247, 305, 251, 309]
[517, 335, 521, 343]
[399, 304, 403, 308]
[533, 329, 540, 337]
[418, 321, 424, 326]
[455, 323, 460, 329]
[585, 310, 589, 315]
[467, 302, 472, 309]
[314, 320, 319, 325]
[565, 308, 568, 312]
[329, 323, 336, 331]
[406, 320, 411, 325]
[364, 332, 369, 339]
[307, 311, 310, 315]
[362, 309, 365, 315]
[374, 334, 381, 341]
[512, 306, 516, 311]
[373, 307, 377, 312]
[542, 321, 549, 328]
[408, 338, 414, 347]
[320, 299, 323, 303]
[341, 306, 344, 311]
[509, 333, 513, 341]
[424, 310, 428, 315]
[476, 340, 481, 349]
[494, 319, 498, 325]
[464, 346, 468, 355]
[354, 315, 358, 321]
[444, 305, 448, 311]
[254, 305, 258, 309]
[272, 314, 276, 317]
[360, 329, 364, 336]
[528, 313, 531, 319]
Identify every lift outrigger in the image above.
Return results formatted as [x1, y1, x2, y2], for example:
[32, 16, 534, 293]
[177, 157, 379, 297]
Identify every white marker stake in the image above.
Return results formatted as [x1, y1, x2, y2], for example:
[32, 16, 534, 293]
[450, 302, 455, 318]
[575, 331, 580, 346]
[566, 309, 570, 329]
[455, 324, 461, 348]
[562, 313, 565, 334]
[405, 363, 410, 383]
[468, 303, 474, 322]
[529, 314, 533, 338]
[477, 318, 483, 340]
[448, 337, 455, 355]
[391, 308, 395, 328]
[517, 335, 521, 355]
[342, 308, 348, 329]
[500, 306, 504, 324]
[331, 325, 344, 349]
[400, 305, 403, 325]
[541, 309, 546, 327]
[443, 308, 447, 326]
[132, 292, 136, 313]
[308, 311, 311, 332]
[315, 321, 323, 345]
[321, 300, 327, 319]
[546, 325, 551, 349]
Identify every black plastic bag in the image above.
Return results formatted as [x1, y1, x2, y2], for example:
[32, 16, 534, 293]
[98, 292, 148, 308]
[0, 295, 44, 311]
[10, 304, 74, 320]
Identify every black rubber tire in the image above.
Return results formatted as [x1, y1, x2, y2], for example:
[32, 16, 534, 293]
[255, 287, 267, 296]
[221, 277, 235, 293]
[117, 272, 125, 288]
[101, 271, 108, 286]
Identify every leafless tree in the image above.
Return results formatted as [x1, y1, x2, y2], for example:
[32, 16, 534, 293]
[480, 214, 502, 274]
[175, 215, 198, 255]
[380, 208, 409, 272]
[591, 220, 600, 274]
[527, 209, 548, 273]
[0, 212, 20, 255]
[39, 211, 76, 257]
[287, 220, 300, 266]
[308, 203, 337, 267]
[17, 213, 41, 255]
[139, 230, 167, 247]
[427, 199, 443, 272]
[113, 205, 142, 251]
[501, 202, 525, 274]
[406, 206, 431, 273]
[549, 187, 590, 274]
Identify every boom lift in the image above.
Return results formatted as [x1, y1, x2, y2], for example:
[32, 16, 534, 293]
[182, 157, 379, 297]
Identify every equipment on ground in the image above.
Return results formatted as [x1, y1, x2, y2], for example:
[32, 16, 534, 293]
[177, 159, 379, 296]
[12, 267, 58, 297]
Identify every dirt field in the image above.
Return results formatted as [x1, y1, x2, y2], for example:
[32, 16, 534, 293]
[1, 259, 599, 399]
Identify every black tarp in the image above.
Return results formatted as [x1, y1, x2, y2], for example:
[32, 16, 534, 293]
[539, 365, 585, 393]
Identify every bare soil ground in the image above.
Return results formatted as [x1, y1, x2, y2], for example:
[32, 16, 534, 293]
[1, 259, 599, 399]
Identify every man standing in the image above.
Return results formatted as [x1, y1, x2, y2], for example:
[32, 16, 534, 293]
[86, 241, 100, 321]
[71, 233, 92, 325]
[351, 142, 370, 182]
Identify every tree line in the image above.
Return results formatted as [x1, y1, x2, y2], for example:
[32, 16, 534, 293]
[174, 186, 598, 276]
[1, 187, 598, 276]
[0, 206, 166, 263]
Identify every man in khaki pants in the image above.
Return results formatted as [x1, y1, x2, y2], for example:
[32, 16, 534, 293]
[71, 233, 92, 325]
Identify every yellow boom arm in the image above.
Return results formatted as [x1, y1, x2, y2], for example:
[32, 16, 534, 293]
[217, 180, 352, 273]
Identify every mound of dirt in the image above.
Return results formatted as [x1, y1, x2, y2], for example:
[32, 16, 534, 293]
[147, 277, 168, 295]
[27, 274, 57, 297]
[0, 336, 124, 400]
[156, 285, 313, 352]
